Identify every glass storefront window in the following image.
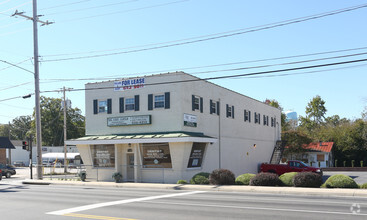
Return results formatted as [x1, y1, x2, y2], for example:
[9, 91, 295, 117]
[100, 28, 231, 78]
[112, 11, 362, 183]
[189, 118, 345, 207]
[91, 145, 115, 167]
[141, 143, 172, 168]
[187, 143, 206, 168]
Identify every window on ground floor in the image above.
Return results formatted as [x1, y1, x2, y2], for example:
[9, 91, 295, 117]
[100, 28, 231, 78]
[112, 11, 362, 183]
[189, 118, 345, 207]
[187, 142, 206, 168]
[140, 143, 172, 168]
[91, 144, 115, 167]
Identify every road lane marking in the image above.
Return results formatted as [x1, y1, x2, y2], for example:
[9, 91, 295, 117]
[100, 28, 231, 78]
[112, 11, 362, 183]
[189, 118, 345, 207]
[46, 191, 204, 216]
[63, 213, 137, 220]
[142, 201, 367, 216]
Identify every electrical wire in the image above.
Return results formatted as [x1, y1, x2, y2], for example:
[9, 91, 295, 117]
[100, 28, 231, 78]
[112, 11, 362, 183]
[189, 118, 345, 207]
[39, 57, 367, 94]
[40, 50, 367, 82]
[45, 0, 138, 16]
[57, 0, 189, 23]
[0, 27, 32, 37]
[0, 59, 33, 74]
[0, 0, 32, 14]
[0, 58, 31, 72]
[0, 82, 32, 91]
[0, 20, 26, 29]
[1, 56, 366, 103]
[39, 0, 93, 11]
[41, 3, 367, 61]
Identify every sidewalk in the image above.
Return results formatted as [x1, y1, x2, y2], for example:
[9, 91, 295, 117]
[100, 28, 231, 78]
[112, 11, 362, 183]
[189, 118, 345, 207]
[22, 179, 367, 197]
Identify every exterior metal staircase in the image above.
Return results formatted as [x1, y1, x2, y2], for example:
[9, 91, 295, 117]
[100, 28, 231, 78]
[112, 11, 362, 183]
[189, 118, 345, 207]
[269, 140, 284, 164]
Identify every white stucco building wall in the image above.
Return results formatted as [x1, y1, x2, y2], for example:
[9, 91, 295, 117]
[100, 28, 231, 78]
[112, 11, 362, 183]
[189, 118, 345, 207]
[67, 72, 281, 183]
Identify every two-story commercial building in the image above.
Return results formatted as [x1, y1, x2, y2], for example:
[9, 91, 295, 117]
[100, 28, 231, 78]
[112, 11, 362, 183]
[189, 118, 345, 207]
[66, 72, 281, 183]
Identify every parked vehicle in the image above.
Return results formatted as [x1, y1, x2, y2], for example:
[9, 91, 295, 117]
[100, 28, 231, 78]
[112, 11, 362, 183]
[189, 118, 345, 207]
[0, 169, 2, 181]
[260, 160, 322, 176]
[0, 164, 16, 178]
[13, 161, 25, 167]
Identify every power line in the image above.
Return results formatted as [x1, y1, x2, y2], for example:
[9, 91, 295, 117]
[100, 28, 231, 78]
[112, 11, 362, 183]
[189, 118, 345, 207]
[0, 20, 26, 30]
[41, 3, 367, 62]
[2, 57, 367, 103]
[0, 1, 32, 14]
[39, 0, 93, 11]
[0, 58, 31, 72]
[0, 27, 32, 37]
[45, 0, 138, 16]
[0, 82, 32, 91]
[40, 57, 367, 94]
[57, 0, 188, 23]
[40, 50, 367, 82]
[0, 59, 33, 74]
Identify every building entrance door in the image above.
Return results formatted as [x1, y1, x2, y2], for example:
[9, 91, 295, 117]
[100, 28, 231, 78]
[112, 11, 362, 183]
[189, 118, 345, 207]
[126, 154, 134, 181]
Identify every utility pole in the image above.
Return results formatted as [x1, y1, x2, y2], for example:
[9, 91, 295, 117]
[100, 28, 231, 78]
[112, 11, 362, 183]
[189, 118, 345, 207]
[12, 0, 53, 179]
[8, 122, 11, 165]
[62, 87, 72, 173]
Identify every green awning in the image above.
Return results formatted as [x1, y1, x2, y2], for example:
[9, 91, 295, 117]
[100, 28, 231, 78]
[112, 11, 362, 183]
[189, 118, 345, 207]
[66, 131, 217, 145]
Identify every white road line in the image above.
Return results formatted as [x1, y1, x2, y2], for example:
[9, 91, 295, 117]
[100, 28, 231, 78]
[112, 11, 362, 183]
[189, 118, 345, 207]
[142, 200, 367, 216]
[46, 190, 204, 216]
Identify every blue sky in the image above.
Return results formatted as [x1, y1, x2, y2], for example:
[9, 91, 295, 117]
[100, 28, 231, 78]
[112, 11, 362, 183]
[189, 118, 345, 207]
[1, 0, 367, 124]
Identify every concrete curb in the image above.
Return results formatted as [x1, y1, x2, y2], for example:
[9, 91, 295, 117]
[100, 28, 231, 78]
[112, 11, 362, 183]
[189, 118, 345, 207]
[22, 179, 367, 197]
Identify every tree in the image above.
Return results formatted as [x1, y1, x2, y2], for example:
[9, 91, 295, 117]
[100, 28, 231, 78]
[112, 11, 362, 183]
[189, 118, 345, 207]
[282, 130, 312, 157]
[305, 95, 327, 125]
[10, 116, 32, 140]
[264, 99, 289, 132]
[299, 95, 327, 134]
[0, 124, 10, 137]
[31, 96, 85, 146]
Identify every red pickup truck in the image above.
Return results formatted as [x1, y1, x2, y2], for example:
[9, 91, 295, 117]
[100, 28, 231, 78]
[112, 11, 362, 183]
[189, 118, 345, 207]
[260, 160, 322, 176]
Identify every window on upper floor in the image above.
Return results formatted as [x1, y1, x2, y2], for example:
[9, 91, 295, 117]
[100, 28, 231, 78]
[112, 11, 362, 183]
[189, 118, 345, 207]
[244, 110, 251, 122]
[226, 104, 234, 118]
[99, 101, 107, 113]
[254, 112, 260, 124]
[264, 115, 269, 126]
[154, 95, 165, 108]
[125, 98, 135, 111]
[148, 92, 170, 110]
[93, 99, 112, 114]
[210, 100, 220, 115]
[192, 95, 203, 113]
[119, 95, 139, 112]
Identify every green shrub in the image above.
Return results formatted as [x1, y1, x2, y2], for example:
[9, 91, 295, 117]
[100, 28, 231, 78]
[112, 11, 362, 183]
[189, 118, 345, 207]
[361, 161, 364, 167]
[177, 180, 188, 184]
[249, 172, 280, 186]
[78, 171, 86, 181]
[360, 183, 367, 189]
[190, 172, 210, 184]
[112, 172, 123, 183]
[279, 172, 297, 186]
[293, 172, 323, 188]
[235, 173, 256, 185]
[324, 174, 359, 188]
[209, 169, 235, 185]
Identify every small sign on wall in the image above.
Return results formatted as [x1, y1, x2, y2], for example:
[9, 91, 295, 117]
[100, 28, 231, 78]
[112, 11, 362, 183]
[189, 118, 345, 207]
[184, 113, 197, 127]
[107, 115, 151, 126]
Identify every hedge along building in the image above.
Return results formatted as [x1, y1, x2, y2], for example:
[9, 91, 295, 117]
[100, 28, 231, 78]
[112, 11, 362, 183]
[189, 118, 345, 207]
[66, 72, 281, 183]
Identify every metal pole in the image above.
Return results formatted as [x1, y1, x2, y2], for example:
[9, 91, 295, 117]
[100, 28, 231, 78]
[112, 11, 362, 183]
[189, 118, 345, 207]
[32, 0, 43, 179]
[8, 122, 11, 165]
[218, 98, 221, 169]
[63, 87, 67, 173]
[29, 135, 33, 179]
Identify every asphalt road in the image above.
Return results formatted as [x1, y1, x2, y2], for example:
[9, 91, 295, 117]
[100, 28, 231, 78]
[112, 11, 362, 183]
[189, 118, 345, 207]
[1, 181, 367, 220]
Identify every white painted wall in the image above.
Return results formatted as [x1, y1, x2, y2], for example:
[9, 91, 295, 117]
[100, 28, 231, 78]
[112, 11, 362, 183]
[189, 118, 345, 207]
[81, 72, 281, 182]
